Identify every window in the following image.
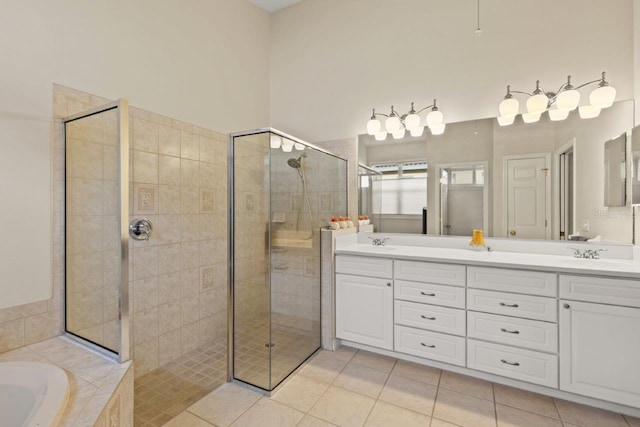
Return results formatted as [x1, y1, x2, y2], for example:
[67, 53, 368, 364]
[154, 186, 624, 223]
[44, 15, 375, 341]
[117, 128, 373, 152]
[371, 162, 427, 215]
[449, 166, 485, 186]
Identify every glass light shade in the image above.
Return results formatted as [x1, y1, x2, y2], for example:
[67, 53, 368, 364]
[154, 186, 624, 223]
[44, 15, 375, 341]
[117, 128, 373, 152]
[589, 86, 616, 108]
[526, 94, 548, 113]
[366, 118, 381, 135]
[392, 128, 406, 139]
[269, 134, 282, 149]
[374, 131, 388, 141]
[548, 108, 570, 121]
[409, 126, 424, 137]
[430, 124, 446, 135]
[578, 105, 601, 119]
[522, 112, 542, 123]
[404, 113, 420, 130]
[294, 143, 305, 151]
[497, 115, 515, 126]
[385, 116, 401, 132]
[426, 110, 444, 127]
[555, 89, 580, 111]
[281, 138, 294, 152]
[499, 98, 519, 116]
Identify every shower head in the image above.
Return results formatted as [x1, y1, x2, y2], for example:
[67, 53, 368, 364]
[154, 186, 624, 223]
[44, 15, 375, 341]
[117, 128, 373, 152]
[287, 152, 307, 169]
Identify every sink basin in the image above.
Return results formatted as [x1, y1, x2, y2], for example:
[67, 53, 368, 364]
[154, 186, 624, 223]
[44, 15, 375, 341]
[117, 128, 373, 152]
[367, 246, 396, 251]
[559, 258, 635, 269]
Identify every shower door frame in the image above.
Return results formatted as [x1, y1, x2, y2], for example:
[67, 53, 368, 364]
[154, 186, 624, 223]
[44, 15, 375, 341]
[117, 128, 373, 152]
[62, 100, 130, 363]
[227, 127, 349, 391]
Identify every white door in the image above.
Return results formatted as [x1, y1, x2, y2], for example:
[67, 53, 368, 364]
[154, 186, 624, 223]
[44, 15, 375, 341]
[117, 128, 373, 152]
[506, 157, 548, 239]
[440, 169, 449, 235]
[559, 300, 640, 407]
[336, 274, 393, 350]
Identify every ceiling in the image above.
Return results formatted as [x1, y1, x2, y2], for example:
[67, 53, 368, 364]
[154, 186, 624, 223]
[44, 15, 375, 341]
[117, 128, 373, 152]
[248, 0, 304, 13]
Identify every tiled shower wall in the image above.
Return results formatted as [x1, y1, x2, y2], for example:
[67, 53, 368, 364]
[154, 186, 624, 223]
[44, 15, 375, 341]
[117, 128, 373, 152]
[0, 85, 229, 378]
[128, 105, 228, 377]
[232, 134, 270, 330]
[269, 149, 347, 324]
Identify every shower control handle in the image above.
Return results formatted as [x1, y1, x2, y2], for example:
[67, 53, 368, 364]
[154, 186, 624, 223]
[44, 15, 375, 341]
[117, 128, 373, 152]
[129, 219, 153, 241]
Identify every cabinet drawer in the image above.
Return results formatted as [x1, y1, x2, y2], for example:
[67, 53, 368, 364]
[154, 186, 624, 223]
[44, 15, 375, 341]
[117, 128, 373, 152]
[467, 339, 558, 388]
[395, 260, 465, 287]
[335, 255, 393, 279]
[467, 312, 558, 353]
[468, 267, 557, 297]
[395, 300, 466, 336]
[467, 289, 557, 322]
[395, 280, 466, 308]
[395, 325, 465, 366]
[559, 275, 640, 308]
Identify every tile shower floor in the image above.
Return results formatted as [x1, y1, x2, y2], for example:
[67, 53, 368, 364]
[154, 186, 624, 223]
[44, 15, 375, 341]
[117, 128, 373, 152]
[134, 341, 228, 426]
[135, 314, 319, 426]
[163, 346, 639, 427]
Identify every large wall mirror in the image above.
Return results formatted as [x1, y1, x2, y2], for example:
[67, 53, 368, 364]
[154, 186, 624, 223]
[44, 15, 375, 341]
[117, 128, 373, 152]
[358, 100, 635, 244]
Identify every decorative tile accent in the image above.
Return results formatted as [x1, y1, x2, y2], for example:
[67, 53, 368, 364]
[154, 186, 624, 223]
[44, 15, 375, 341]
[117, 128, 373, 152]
[200, 189, 215, 213]
[134, 184, 158, 214]
[245, 193, 255, 212]
[201, 266, 216, 290]
[319, 193, 332, 212]
[107, 393, 121, 427]
[304, 256, 317, 277]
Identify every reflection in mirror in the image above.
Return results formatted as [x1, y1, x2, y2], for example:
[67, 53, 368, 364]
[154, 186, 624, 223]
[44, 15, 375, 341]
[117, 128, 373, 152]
[358, 164, 381, 231]
[358, 100, 635, 244]
[632, 127, 640, 205]
[437, 163, 488, 236]
[604, 134, 627, 207]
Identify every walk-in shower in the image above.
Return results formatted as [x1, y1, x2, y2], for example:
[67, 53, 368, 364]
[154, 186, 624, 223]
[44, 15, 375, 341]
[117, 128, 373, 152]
[229, 129, 348, 392]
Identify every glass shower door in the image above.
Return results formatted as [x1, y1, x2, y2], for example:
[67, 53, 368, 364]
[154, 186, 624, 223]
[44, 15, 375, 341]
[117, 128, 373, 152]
[64, 101, 129, 360]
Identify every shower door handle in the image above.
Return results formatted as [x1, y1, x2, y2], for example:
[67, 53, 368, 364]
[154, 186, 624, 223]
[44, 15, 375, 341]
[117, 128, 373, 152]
[129, 219, 153, 241]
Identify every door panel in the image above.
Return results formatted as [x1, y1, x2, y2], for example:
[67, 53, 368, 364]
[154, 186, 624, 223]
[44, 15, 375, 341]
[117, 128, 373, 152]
[507, 157, 547, 239]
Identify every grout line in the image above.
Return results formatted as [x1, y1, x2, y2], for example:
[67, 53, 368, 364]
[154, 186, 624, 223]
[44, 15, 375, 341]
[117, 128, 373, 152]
[428, 368, 443, 427]
[492, 382, 498, 427]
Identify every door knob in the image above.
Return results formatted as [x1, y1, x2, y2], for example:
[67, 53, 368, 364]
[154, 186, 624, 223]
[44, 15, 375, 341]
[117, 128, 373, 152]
[509, 230, 516, 236]
[129, 218, 153, 241]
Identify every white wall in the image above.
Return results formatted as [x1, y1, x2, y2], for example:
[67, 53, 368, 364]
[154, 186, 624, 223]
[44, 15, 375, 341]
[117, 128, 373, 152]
[270, 0, 635, 143]
[0, 0, 270, 309]
[635, 0, 640, 125]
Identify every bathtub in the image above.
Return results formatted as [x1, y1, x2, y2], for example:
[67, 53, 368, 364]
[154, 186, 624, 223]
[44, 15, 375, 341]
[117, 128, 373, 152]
[0, 361, 69, 427]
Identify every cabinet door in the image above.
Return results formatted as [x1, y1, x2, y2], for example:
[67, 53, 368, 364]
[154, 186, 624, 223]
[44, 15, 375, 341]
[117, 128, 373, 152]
[336, 274, 393, 350]
[560, 300, 640, 407]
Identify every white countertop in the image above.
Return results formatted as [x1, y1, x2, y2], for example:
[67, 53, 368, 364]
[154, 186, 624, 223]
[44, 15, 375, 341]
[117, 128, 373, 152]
[336, 244, 640, 278]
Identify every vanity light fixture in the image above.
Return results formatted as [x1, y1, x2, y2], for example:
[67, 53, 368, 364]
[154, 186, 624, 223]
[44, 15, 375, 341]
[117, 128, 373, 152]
[270, 134, 305, 152]
[497, 72, 616, 126]
[367, 100, 446, 140]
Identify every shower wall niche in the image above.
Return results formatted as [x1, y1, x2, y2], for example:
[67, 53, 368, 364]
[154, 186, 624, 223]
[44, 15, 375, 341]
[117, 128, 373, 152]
[230, 129, 348, 391]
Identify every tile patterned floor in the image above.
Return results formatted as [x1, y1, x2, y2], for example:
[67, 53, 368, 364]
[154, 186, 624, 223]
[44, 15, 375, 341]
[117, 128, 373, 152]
[234, 314, 320, 389]
[164, 346, 640, 427]
[134, 341, 228, 426]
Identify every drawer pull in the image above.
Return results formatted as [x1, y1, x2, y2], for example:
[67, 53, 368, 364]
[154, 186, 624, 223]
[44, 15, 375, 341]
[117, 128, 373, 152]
[420, 292, 436, 296]
[499, 302, 519, 308]
[420, 315, 436, 320]
[500, 359, 520, 366]
[500, 328, 520, 334]
[420, 343, 436, 348]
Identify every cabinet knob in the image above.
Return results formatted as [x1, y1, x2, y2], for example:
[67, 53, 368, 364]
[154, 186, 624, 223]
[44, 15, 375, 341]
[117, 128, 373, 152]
[386, 282, 392, 287]
[563, 303, 570, 309]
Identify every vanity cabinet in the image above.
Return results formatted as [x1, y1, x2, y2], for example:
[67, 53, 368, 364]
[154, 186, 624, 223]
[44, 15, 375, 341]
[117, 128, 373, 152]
[334, 254, 640, 413]
[393, 260, 467, 366]
[559, 275, 640, 408]
[335, 256, 394, 350]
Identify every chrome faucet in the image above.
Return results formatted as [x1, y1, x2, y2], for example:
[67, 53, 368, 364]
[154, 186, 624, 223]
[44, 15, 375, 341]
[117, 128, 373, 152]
[368, 237, 390, 246]
[568, 247, 607, 259]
